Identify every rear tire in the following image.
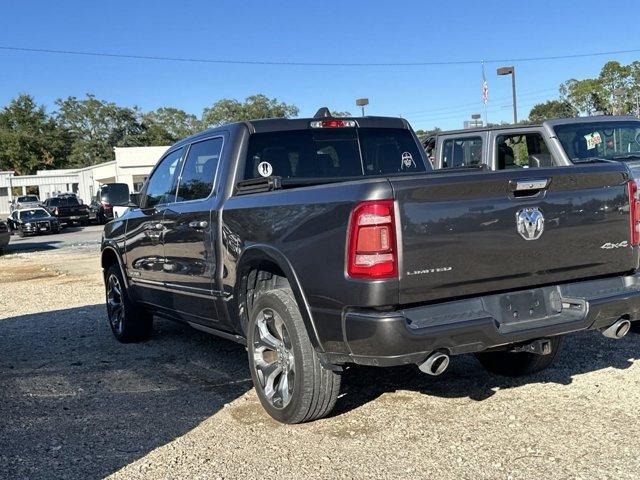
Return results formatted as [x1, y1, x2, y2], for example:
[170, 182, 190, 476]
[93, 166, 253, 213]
[247, 288, 341, 424]
[105, 264, 152, 343]
[475, 336, 563, 377]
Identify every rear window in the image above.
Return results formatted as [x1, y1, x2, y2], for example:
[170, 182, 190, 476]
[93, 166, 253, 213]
[18, 195, 39, 202]
[48, 197, 80, 207]
[244, 128, 427, 180]
[100, 183, 130, 206]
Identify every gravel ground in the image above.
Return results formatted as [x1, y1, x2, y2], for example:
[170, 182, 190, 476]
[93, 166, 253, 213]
[1, 246, 640, 479]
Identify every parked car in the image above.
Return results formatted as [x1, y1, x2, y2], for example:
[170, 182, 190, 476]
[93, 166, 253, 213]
[7, 207, 60, 237]
[90, 183, 131, 224]
[101, 110, 640, 424]
[43, 194, 90, 226]
[9, 195, 41, 212]
[0, 219, 9, 253]
[424, 115, 640, 172]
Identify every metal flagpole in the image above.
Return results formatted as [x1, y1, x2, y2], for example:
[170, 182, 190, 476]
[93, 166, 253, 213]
[482, 61, 489, 125]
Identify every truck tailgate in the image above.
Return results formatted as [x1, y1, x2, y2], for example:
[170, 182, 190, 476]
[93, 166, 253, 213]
[391, 165, 636, 305]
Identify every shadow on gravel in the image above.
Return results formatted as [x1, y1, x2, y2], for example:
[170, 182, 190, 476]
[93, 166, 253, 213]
[5, 240, 63, 253]
[0, 305, 250, 480]
[334, 330, 639, 417]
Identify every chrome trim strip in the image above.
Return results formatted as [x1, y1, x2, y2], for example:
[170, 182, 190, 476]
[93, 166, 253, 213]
[515, 179, 548, 191]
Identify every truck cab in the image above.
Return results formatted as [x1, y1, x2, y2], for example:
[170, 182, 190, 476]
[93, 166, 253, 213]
[428, 115, 640, 172]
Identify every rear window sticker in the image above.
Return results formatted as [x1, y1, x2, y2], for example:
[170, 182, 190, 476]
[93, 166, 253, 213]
[585, 132, 602, 150]
[258, 161, 273, 177]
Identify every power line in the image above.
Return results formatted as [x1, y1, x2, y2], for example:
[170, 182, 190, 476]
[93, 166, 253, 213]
[1, 45, 640, 67]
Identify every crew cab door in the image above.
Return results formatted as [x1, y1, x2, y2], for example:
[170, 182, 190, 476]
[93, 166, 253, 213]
[162, 137, 224, 327]
[125, 147, 184, 307]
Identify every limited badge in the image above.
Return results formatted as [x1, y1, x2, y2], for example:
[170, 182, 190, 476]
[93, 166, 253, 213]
[257, 161, 273, 177]
[401, 151, 415, 168]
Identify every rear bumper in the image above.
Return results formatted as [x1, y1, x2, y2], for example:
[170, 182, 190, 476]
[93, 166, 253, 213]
[58, 214, 89, 224]
[335, 273, 640, 367]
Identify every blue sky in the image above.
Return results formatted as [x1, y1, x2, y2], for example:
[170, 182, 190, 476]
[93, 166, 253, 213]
[1, 0, 639, 131]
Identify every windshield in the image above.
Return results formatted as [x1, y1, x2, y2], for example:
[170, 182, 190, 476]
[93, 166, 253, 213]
[100, 183, 130, 206]
[18, 195, 39, 203]
[553, 121, 640, 162]
[244, 128, 427, 180]
[20, 209, 50, 220]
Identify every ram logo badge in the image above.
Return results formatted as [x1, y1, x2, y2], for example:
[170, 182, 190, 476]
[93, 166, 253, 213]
[516, 207, 545, 241]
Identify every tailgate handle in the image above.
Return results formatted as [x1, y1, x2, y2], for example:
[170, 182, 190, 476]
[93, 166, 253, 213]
[510, 179, 549, 197]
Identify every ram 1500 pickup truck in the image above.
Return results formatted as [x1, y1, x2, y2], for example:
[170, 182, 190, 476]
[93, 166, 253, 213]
[101, 110, 640, 423]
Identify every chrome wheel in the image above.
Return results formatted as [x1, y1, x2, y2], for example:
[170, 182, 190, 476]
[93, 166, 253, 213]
[106, 274, 124, 335]
[252, 308, 295, 409]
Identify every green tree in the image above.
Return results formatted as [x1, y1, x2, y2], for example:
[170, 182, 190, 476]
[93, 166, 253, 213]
[141, 107, 201, 145]
[201, 94, 299, 127]
[0, 94, 70, 174]
[414, 127, 441, 141]
[528, 100, 578, 122]
[55, 94, 145, 167]
[560, 78, 608, 115]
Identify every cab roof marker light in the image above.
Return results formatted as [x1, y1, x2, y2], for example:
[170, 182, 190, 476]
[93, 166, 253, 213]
[310, 120, 357, 128]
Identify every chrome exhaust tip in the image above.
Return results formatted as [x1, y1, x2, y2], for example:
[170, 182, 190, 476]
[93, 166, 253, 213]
[602, 318, 632, 339]
[419, 351, 450, 376]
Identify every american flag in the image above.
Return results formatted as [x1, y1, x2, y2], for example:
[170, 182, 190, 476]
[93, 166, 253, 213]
[482, 62, 489, 105]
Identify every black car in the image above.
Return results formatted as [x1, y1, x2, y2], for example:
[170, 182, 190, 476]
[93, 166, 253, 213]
[0, 219, 9, 253]
[90, 183, 131, 224]
[43, 195, 90, 226]
[101, 110, 640, 423]
[8, 208, 60, 237]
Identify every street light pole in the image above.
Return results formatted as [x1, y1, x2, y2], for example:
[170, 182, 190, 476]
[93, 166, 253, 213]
[355, 98, 369, 117]
[497, 66, 517, 124]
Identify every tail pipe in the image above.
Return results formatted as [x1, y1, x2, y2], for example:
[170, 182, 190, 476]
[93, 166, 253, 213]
[419, 351, 450, 376]
[602, 318, 632, 339]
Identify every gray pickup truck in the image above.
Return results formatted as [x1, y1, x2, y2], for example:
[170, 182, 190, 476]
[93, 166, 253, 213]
[101, 110, 640, 423]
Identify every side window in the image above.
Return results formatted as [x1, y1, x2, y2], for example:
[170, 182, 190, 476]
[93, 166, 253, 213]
[141, 148, 184, 209]
[442, 137, 483, 168]
[175, 138, 223, 202]
[496, 133, 554, 169]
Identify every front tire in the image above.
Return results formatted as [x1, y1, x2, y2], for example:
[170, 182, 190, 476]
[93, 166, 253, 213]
[475, 336, 563, 377]
[105, 264, 152, 342]
[247, 288, 341, 424]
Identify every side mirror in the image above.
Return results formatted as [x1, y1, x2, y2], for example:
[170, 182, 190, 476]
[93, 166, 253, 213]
[129, 193, 141, 207]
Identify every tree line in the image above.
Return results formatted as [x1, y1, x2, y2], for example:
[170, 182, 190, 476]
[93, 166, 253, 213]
[0, 94, 299, 174]
[2, 59, 640, 174]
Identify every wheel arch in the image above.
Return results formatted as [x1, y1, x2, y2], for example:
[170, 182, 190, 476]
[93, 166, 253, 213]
[235, 244, 323, 352]
[101, 245, 128, 288]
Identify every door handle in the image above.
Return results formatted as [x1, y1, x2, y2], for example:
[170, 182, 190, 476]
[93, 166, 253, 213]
[510, 179, 549, 191]
[188, 220, 208, 230]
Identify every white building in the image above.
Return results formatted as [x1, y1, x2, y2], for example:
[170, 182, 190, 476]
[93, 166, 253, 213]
[0, 146, 168, 216]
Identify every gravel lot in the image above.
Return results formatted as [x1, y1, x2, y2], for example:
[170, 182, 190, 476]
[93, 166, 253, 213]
[1, 244, 640, 479]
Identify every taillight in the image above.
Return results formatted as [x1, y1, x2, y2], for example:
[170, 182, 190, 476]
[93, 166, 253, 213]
[310, 119, 356, 128]
[347, 200, 398, 278]
[629, 180, 640, 246]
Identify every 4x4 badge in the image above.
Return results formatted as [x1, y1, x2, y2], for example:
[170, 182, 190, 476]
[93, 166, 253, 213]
[516, 207, 544, 241]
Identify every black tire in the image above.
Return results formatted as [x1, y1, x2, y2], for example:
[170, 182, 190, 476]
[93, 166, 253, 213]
[475, 336, 563, 377]
[104, 264, 152, 343]
[247, 288, 341, 424]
